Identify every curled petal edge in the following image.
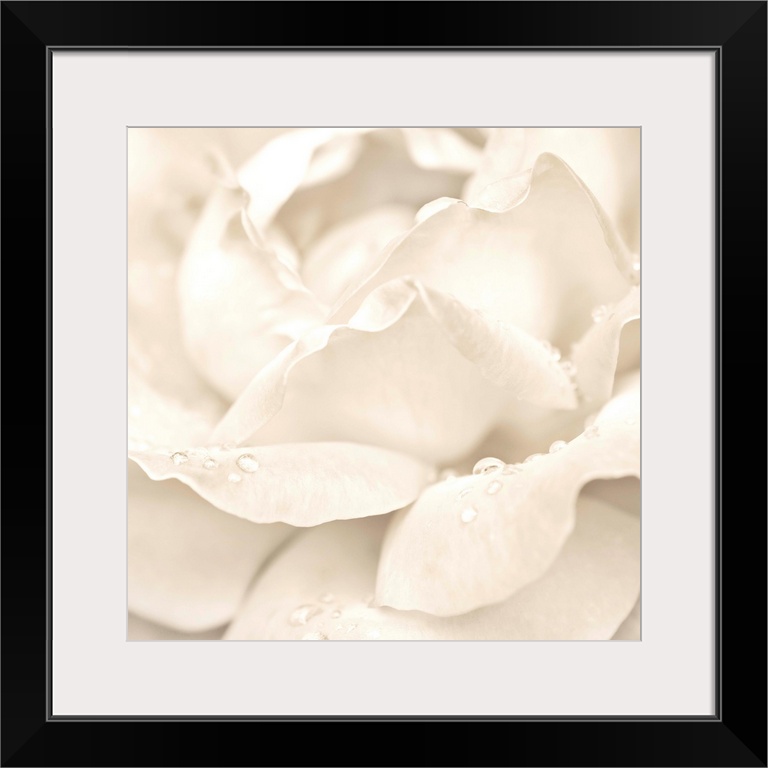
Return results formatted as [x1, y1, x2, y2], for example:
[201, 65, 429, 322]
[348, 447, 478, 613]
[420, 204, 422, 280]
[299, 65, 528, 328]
[129, 442, 434, 527]
[375, 377, 640, 616]
[211, 277, 579, 448]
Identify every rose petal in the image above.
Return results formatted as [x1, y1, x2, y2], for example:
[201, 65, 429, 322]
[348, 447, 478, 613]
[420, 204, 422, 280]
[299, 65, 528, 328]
[224, 516, 390, 641]
[471, 169, 533, 212]
[128, 254, 227, 449]
[300, 132, 366, 188]
[463, 293, 640, 468]
[301, 204, 416, 305]
[130, 132, 262, 446]
[413, 196, 463, 225]
[129, 442, 433, 526]
[129, 128, 289, 267]
[461, 128, 526, 202]
[400, 127, 483, 173]
[518, 128, 641, 253]
[375, 376, 640, 616]
[276, 130, 467, 252]
[468, 402, 592, 468]
[212, 279, 577, 463]
[572, 286, 640, 404]
[612, 598, 641, 640]
[351, 280, 579, 403]
[127, 365, 225, 451]
[616, 315, 641, 375]
[177, 186, 327, 401]
[333, 154, 632, 350]
[263, 221, 302, 273]
[582, 476, 641, 518]
[237, 128, 369, 232]
[225, 495, 639, 641]
[464, 127, 640, 252]
[128, 462, 293, 632]
[127, 613, 227, 641]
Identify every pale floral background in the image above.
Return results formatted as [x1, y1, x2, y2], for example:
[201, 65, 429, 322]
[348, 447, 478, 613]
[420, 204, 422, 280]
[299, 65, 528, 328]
[127, 127, 640, 641]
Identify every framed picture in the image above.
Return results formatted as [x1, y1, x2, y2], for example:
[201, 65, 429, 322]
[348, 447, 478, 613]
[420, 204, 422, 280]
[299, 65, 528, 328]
[5, 1, 764, 765]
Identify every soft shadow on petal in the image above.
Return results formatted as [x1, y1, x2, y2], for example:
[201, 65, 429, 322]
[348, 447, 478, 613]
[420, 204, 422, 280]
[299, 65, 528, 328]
[129, 442, 433, 527]
[127, 613, 227, 641]
[582, 476, 641, 518]
[128, 462, 294, 632]
[276, 130, 468, 252]
[128, 243, 227, 448]
[177, 186, 327, 402]
[375, 375, 640, 616]
[238, 128, 369, 232]
[301, 204, 416, 306]
[400, 127, 483, 173]
[572, 287, 640, 404]
[519, 128, 641, 254]
[461, 128, 527, 202]
[300, 131, 367, 188]
[463, 127, 640, 252]
[611, 598, 641, 641]
[467, 402, 591, 469]
[212, 280, 577, 464]
[129, 128, 288, 264]
[128, 365, 225, 451]
[333, 154, 632, 351]
[225, 495, 639, 641]
[468, 296, 640, 468]
[129, 130, 269, 447]
[350, 280, 579, 405]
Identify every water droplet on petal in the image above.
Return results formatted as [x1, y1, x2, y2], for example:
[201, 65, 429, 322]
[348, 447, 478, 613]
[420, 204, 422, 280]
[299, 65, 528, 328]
[301, 631, 328, 641]
[170, 451, 189, 465]
[289, 604, 323, 626]
[591, 305, 609, 323]
[548, 440, 567, 453]
[203, 458, 218, 470]
[319, 593, 334, 603]
[227, 472, 242, 483]
[457, 488, 472, 500]
[524, 453, 544, 463]
[472, 457, 505, 475]
[236, 454, 260, 473]
[486, 480, 503, 495]
[584, 425, 600, 439]
[461, 506, 478, 523]
[502, 463, 523, 475]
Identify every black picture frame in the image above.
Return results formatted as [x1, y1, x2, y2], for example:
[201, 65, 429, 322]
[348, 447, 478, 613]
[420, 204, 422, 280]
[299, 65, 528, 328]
[4, 2, 765, 765]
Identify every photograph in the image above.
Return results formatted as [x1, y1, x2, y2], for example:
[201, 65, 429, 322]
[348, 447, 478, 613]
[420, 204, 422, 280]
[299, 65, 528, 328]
[127, 126, 641, 642]
[6, 0, 758, 758]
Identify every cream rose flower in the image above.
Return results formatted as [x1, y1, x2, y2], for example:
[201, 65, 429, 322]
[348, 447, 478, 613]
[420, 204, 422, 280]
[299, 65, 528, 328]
[127, 126, 640, 641]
